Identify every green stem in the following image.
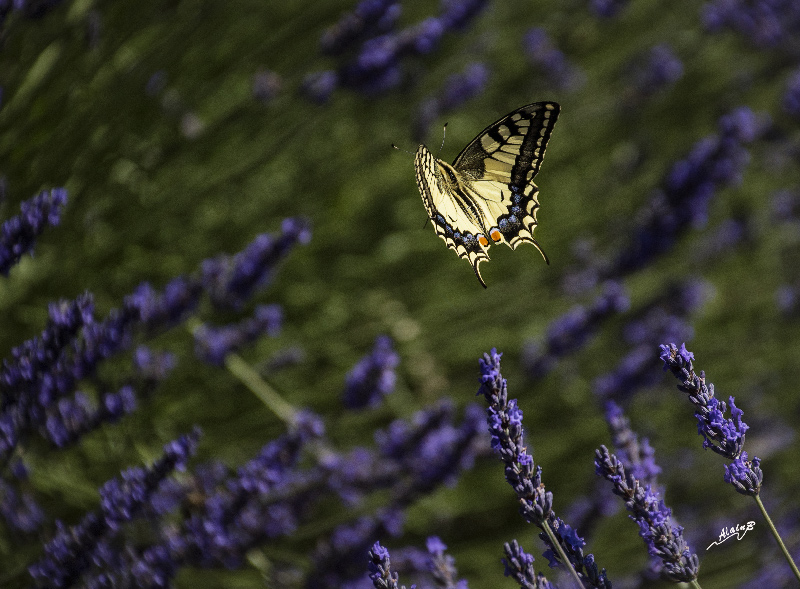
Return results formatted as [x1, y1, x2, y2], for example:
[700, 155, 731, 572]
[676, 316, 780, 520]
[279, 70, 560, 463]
[224, 353, 296, 423]
[541, 519, 584, 589]
[754, 494, 800, 582]
[690, 579, 703, 589]
[186, 318, 296, 424]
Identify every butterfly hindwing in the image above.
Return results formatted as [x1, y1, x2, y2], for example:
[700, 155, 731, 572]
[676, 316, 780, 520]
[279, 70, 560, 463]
[415, 145, 491, 286]
[413, 101, 559, 287]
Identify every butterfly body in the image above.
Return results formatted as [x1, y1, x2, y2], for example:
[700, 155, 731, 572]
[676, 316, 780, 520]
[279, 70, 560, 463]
[413, 101, 560, 287]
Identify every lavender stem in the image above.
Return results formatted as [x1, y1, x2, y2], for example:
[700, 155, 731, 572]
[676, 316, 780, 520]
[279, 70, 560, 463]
[755, 494, 800, 582]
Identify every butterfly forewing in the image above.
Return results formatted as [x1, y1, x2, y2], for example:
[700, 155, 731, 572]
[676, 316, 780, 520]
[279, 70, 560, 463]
[413, 101, 560, 287]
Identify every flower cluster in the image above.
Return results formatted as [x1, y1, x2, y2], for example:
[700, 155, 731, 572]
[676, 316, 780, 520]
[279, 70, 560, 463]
[604, 401, 661, 487]
[367, 541, 416, 589]
[194, 304, 282, 366]
[426, 536, 467, 589]
[0, 188, 67, 276]
[414, 62, 490, 141]
[343, 335, 400, 409]
[592, 279, 711, 401]
[320, 0, 401, 56]
[567, 107, 766, 293]
[595, 445, 700, 582]
[29, 429, 201, 588]
[784, 67, 800, 118]
[659, 342, 762, 495]
[304, 0, 489, 102]
[502, 539, 553, 589]
[624, 44, 683, 100]
[589, 0, 628, 18]
[478, 349, 611, 588]
[522, 28, 584, 91]
[702, 0, 800, 49]
[523, 281, 629, 379]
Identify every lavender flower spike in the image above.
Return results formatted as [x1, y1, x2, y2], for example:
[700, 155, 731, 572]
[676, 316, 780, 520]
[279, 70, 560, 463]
[477, 349, 552, 526]
[595, 445, 700, 583]
[0, 188, 67, 276]
[502, 539, 554, 589]
[343, 335, 399, 409]
[724, 451, 763, 497]
[478, 349, 611, 588]
[367, 542, 416, 589]
[658, 343, 749, 461]
[426, 536, 467, 589]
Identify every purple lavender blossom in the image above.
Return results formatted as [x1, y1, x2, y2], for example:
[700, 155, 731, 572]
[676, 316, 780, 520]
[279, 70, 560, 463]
[194, 304, 282, 366]
[595, 445, 699, 582]
[314, 403, 484, 585]
[414, 62, 490, 140]
[626, 44, 683, 99]
[523, 281, 629, 378]
[343, 336, 399, 409]
[604, 401, 661, 487]
[590, 0, 627, 17]
[593, 280, 711, 401]
[702, 0, 800, 49]
[320, 1, 489, 99]
[0, 188, 67, 276]
[0, 474, 44, 532]
[522, 28, 584, 91]
[723, 451, 763, 496]
[502, 540, 553, 589]
[439, 0, 488, 30]
[612, 107, 765, 277]
[29, 430, 200, 588]
[776, 284, 799, 316]
[126, 276, 202, 331]
[783, 67, 800, 118]
[44, 385, 138, 447]
[320, 0, 401, 56]
[133, 346, 176, 382]
[771, 189, 800, 222]
[367, 542, 416, 589]
[659, 342, 750, 461]
[200, 217, 311, 309]
[478, 350, 552, 525]
[252, 69, 282, 103]
[425, 536, 467, 588]
[692, 216, 751, 263]
[478, 350, 610, 587]
[303, 70, 340, 104]
[113, 412, 323, 586]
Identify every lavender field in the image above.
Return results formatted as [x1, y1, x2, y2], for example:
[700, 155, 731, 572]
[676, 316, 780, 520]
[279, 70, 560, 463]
[1, 1, 799, 587]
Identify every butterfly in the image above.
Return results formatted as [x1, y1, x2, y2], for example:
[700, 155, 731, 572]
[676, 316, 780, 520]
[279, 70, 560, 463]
[414, 101, 560, 287]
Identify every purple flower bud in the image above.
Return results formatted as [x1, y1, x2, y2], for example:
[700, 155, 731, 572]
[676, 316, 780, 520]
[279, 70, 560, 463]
[303, 70, 339, 104]
[0, 188, 67, 276]
[595, 445, 699, 582]
[343, 336, 399, 409]
[502, 539, 553, 588]
[724, 451, 763, 496]
[194, 304, 282, 366]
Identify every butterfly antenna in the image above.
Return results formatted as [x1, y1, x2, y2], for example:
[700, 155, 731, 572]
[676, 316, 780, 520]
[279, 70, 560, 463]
[392, 143, 415, 156]
[436, 123, 448, 157]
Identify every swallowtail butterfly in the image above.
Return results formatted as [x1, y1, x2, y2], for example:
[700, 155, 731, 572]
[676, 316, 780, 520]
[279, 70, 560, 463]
[414, 101, 560, 287]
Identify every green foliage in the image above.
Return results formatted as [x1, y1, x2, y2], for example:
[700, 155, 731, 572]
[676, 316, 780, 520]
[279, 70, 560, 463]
[1, 0, 799, 587]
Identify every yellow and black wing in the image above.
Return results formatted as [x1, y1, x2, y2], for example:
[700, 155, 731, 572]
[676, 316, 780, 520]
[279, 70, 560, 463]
[413, 101, 560, 287]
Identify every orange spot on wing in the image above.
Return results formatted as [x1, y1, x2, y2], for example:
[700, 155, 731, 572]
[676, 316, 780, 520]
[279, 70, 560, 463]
[478, 234, 489, 247]
[490, 229, 502, 242]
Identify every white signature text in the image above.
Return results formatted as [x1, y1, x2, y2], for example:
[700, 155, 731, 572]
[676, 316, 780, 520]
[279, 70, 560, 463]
[706, 521, 756, 550]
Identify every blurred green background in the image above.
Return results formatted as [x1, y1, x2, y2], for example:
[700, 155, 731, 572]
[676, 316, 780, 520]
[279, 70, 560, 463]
[1, 0, 799, 587]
